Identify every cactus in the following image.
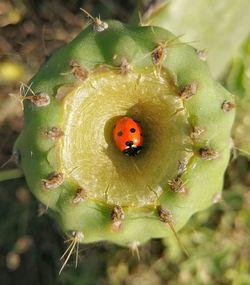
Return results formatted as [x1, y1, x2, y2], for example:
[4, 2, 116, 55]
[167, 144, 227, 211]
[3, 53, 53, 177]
[13, 18, 235, 256]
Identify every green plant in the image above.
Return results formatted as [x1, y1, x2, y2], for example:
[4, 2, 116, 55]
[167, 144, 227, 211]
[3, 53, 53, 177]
[4, 13, 234, 262]
[7, 3, 250, 281]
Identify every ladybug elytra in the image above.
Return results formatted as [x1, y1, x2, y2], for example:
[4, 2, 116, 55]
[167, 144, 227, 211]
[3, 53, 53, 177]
[112, 117, 144, 156]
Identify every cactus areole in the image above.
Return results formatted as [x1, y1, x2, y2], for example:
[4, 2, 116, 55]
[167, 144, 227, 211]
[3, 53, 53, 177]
[14, 20, 235, 246]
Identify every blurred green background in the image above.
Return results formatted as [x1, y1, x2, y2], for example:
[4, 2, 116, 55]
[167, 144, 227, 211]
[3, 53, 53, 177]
[1, 1, 250, 284]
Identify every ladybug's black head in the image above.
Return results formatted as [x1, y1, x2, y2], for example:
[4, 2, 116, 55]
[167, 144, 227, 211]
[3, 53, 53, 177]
[123, 145, 142, 157]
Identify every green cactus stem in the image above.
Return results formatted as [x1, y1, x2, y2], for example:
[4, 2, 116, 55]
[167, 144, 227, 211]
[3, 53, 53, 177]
[0, 169, 24, 182]
[14, 20, 235, 247]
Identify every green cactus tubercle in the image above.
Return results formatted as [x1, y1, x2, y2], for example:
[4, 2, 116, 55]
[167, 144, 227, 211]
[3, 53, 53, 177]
[14, 20, 235, 247]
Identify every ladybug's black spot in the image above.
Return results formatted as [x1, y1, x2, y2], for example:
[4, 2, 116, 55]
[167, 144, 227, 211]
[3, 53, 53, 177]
[113, 124, 116, 128]
[140, 133, 143, 136]
[130, 128, 136, 133]
[125, 140, 133, 146]
[117, 131, 123, 136]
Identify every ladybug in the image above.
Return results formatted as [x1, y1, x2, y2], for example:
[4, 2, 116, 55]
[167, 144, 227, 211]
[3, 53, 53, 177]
[113, 116, 144, 156]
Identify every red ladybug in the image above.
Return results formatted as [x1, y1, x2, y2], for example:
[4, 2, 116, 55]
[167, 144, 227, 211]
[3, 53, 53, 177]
[113, 117, 144, 156]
